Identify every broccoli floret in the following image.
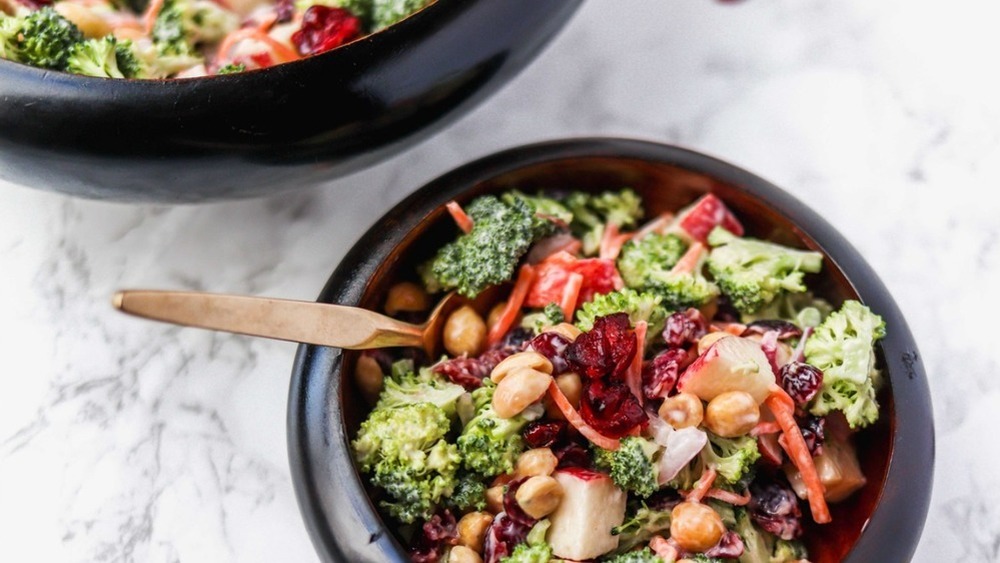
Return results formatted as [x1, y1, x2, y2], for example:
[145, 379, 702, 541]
[601, 547, 663, 563]
[703, 432, 760, 486]
[611, 504, 672, 553]
[742, 291, 833, 329]
[734, 507, 772, 563]
[563, 189, 644, 255]
[707, 227, 823, 314]
[575, 288, 668, 340]
[152, 0, 236, 57]
[376, 365, 466, 416]
[5, 8, 83, 70]
[499, 542, 552, 563]
[521, 302, 566, 333]
[617, 233, 688, 288]
[515, 191, 574, 225]
[353, 402, 460, 523]
[457, 382, 538, 476]
[422, 194, 556, 298]
[646, 271, 720, 311]
[447, 473, 487, 512]
[216, 62, 245, 74]
[687, 556, 725, 563]
[370, 0, 431, 30]
[65, 36, 142, 78]
[805, 300, 886, 429]
[770, 539, 808, 562]
[603, 436, 660, 498]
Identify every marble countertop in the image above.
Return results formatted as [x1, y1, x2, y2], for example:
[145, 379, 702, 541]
[1, 0, 997, 561]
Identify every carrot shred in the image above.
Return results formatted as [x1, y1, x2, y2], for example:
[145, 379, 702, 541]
[559, 272, 583, 322]
[635, 212, 676, 239]
[599, 222, 633, 261]
[649, 536, 679, 562]
[766, 386, 831, 523]
[142, 0, 165, 34]
[218, 28, 300, 66]
[686, 465, 717, 503]
[750, 421, 782, 437]
[547, 381, 620, 451]
[625, 321, 646, 402]
[704, 488, 751, 506]
[487, 264, 535, 346]
[446, 201, 474, 234]
[670, 241, 706, 275]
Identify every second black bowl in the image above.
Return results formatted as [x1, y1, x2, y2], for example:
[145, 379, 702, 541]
[0, 0, 581, 201]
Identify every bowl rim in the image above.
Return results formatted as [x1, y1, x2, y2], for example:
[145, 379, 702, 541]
[287, 137, 935, 563]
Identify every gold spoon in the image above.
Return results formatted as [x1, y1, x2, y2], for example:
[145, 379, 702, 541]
[112, 289, 463, 356]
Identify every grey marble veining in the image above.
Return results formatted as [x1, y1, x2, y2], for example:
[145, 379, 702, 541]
[1, 0, 998, 561]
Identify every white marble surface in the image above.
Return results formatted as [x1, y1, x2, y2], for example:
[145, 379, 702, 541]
[1, 0, 997, 561]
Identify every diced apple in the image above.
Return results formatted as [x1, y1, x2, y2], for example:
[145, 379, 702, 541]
[677, 336, 776, 404]
[547, 468, 627, 560]
[785, 437, 867, 503]
[672, 193, 744, 244]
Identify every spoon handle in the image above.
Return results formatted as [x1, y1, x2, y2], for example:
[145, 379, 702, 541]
[113, 290, 425, 349]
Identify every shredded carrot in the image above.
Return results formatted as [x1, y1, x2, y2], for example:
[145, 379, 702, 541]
[142, 0, 165, 34]
[766, 386, 831, 523]
[559, 272, 583, 322]
[704, 488, 751, 506]
[217, 28, 300, 65]
[686, 465, 717, 503]
[446, 201, 474, 234]
[670, 241, 706, 275]
[750, 421, 782, 437]
[635, 212, 676, 239]
[599, 223, 633, 261]
[487, 264, 535, 346]
[649, 536, 679, 562]
[547, 381, 620, 451]
[625, 321, 646, 402]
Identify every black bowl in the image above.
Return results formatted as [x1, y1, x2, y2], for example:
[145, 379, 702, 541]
[0, 0, 581, 202]
[288, 138, 934, 562]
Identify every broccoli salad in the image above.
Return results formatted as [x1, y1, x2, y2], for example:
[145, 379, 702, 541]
[353, 189, 887, 563]
[0, 0, 431, 78]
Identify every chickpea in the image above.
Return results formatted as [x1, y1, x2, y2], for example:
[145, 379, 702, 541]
[485, 485, 505, 514]
[670, 502, 726, 553]
[448, 545, 483, 563]
[515, 475, 563, 519]
[514, 448, 558, 478]
[491, 351, 553, 383]
[354, 354, 384, 405]
[492, 368, 551, 419]
[443, 305, 487, 357]
[543, 322, 581, 342]
[384, 281, 429, 315]
[658, 392, 704, 429]
[54, 2, 113, 38]
[697, 331, 732, 355]
[704, 391, 760, 437]
[544, 371, 583, 420]
[487, 302, 507, 331]
[457, 512, 493, 553]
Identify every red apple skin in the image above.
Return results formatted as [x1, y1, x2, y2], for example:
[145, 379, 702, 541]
[675, 194, 745, 243]
[677, 336, 775, 404]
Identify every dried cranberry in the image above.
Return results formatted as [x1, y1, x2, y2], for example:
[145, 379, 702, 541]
[642, 348, 687, 400]
[409, 509, 458, 563]
[523, 420, 566, 449]
[579, 378, 646, 438]
[528, 331, 572, 374]
[432, 357, 490, 390]
[743, 320, 802, 340]
[798, 415, 825, 457]
[759, 330, 781, 375]
[482, 513, 531, 563]
[292, 6, 362, 56]
[704, 531, 745, 559]
[646, 488, 684, 511]
[273, 0, 295, 23]
[662, 309, 707, 349]
[567, 313, 636, 379]
[749, 476, 804, 540]
[780, 362, 824, 405]
[553, 441, 591, 469]
[14, 0, 52, 7]
[502, 478, 537, 527]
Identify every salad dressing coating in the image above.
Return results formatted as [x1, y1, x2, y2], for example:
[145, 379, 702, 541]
[351, 188, 887, 563]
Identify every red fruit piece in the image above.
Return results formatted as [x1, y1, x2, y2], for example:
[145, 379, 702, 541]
[780, 361, 824, 405]
[409, 509, 458, 563]
[675, 193, 744, 244]
[523, 420, 567, 449]
[642, 348, 687, 400]
[292, 6, 362, 56]
[567, 313, 636, 379]
[662, 308, 708, 349]
[525, 252, 622, 309]
[528, 332, 573, 375]
[578, 378, 646, 439]
[483, 513, 532, 563]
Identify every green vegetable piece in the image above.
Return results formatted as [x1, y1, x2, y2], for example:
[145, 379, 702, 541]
[601, 547, 663, 563]
[703, 432, 760, 486]
[499, 541, 552, 563]
[457, 382, 535, 476]
[10, 8, 83, 70]
[66, 36, 141, 79]
[707, 227, 823, 314]
[375, 365, 466, 417]
[602, 436, 660, 498]
[563, 189, 644, 256]
[447, 473, 487, 512]
[805, 300, 886, 428]
[610, 504, 671, 554]
[575, 288, 668, 341]
[153, 0, 236, 58]
[617, 232, 687, 288]
[521, 302, 566, 333]
[216, 62, 245, 74]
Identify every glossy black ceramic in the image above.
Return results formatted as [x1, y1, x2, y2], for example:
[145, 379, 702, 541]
[0, 0, 581, 202]
[288, 138, 934, 562]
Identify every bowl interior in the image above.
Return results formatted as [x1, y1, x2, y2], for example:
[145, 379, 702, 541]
[341, 157, 891, 562]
